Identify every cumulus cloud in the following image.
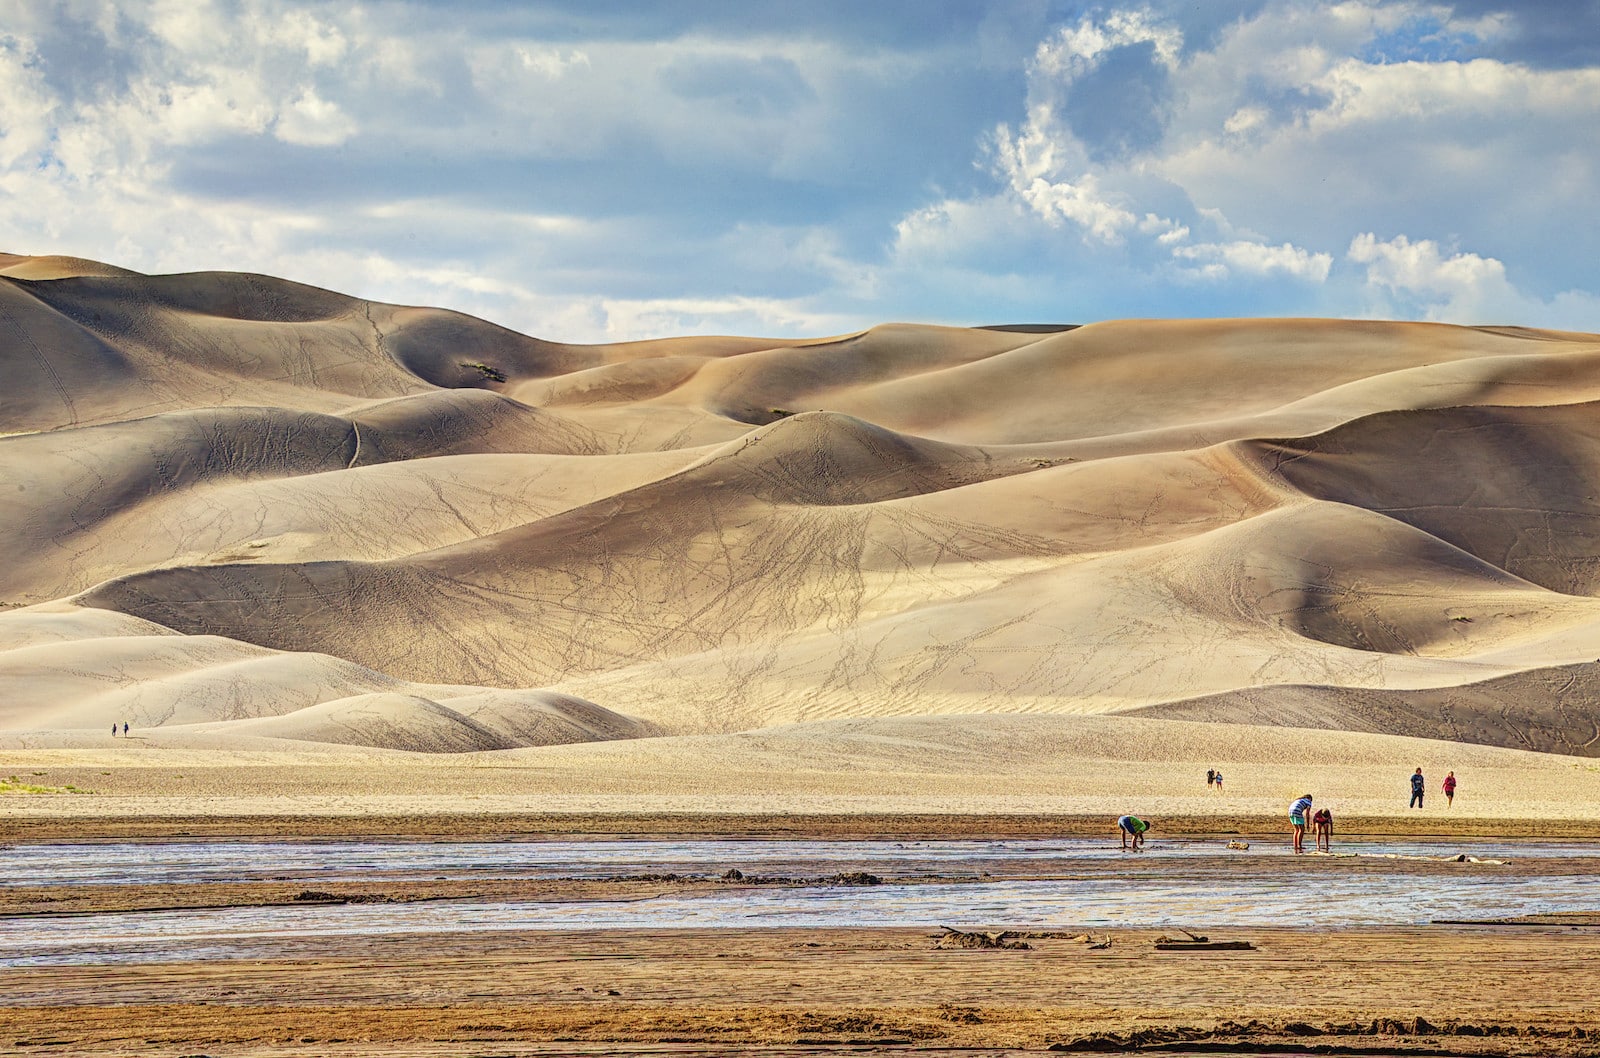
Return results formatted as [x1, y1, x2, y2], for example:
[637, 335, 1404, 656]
[982, 7, 1332, 284]
[274, 89, 356, 146]
[920, 0, 1597, 326]
[0, 0, 1595, 338]
[1346, 232, 1600, 327]
[1175, 240, 1334, 282]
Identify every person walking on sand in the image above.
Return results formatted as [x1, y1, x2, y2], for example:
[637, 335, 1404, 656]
[1443, 771, 1456, 808]
[123, 722, 129, 737]
[1410, 767, 1425, 808]
[1289, 794, 1313, 853]
[1213, 770, 1223, 793]
[1207, 767, 1215, 789]
[1117, 815, 1151, 851]
[1312, 807, 1333, 852]
[112, 722, 118, 738]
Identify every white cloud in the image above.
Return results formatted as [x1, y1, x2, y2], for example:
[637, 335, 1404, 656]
[0, 35, 57, 167]
[1348, 231, 1512, 319]
[1034, 7, 1184, 80]
[1176, 240, 1334, 282]
[0, 1, 1595, 341]
[274, 88, 357, 146]
[1348, 232, 1600, 328]
[926, 1, 1597, 321]
[1157, 4, 1599, 296]
[980, 8, 1333, 280]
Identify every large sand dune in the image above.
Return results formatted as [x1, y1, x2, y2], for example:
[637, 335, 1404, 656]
[6, 251, 1600, 766]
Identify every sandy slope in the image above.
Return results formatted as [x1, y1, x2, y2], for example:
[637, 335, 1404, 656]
[5, 251, 1600, 772]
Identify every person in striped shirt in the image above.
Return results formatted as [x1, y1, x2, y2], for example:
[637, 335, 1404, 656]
[1289, 794, 1314, 854]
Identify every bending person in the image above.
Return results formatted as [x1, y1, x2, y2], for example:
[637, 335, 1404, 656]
[1289, 794, 1314, 854]
[1117, 814, 1151, 851]
[1312, 807, 1333, 852]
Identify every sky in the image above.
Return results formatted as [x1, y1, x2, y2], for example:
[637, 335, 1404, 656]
[2, 0, 1598, 341]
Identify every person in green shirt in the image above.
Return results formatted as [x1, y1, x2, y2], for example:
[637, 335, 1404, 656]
[1116, 815, 1151, 851]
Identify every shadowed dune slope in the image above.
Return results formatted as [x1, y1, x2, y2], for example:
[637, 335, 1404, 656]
[1131, 663, 1600, 756]
[1244, 401, 1600, 595]
[9, 251, 1600, 754]
[0, 394, 621, 599]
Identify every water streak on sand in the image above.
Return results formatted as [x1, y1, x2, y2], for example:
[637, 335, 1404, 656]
[4, 836, 1593, 887]
[3, 839, 1597, 966]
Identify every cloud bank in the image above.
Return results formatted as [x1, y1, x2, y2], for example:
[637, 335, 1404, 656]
[1, 0, 1595, 338]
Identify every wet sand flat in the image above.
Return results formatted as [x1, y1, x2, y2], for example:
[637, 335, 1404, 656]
[3, 830, 1598, 1055]
[3, 924, 1598, 1056]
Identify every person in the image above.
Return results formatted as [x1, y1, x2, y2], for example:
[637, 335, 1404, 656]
[1443, 771, 1456, 808]
[112, 722, 118, 738]
[1207, 768, 1215, 788]
[1312, 807, 1333, 852]
[1289, 794, 1313, 853]
[1117, 815, 1151, 851]
[1213, 770, 1223, 793]
[123, 722, 129, 737]
[1410, 767, 1425, 808]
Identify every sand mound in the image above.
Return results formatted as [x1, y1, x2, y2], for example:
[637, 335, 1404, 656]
[0, 603, 646, 752]
[9, 251, 1600, 756]
[0, 252, 144, 279]
[197, 688, 651, 753]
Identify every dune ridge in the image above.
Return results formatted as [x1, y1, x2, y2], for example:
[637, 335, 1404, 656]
[6, 251, 1600, 762]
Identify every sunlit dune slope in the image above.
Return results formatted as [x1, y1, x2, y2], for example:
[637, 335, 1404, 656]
[6, 250, 1600, 756]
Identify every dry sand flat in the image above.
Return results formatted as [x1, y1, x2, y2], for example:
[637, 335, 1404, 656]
[6, 251, 1600, 780]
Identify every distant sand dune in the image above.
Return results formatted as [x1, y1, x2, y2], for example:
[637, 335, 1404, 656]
[6, 251, 1600, 759]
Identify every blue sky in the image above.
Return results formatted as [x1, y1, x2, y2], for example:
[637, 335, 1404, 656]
[2, 0, 1597, 340]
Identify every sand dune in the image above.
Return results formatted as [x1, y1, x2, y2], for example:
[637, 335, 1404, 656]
[1134, 664, 1600, 756]
[6, 251, 1600, 765]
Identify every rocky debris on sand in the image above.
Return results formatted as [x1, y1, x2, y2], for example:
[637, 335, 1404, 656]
[717, 868, 882, 886]
[291, 890, 396, 904]
[1048, 1017, 1594, 1050]
[934, 926, 1032, 950]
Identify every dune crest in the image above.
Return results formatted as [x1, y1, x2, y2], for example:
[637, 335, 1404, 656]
[6, 252, 1600, 754]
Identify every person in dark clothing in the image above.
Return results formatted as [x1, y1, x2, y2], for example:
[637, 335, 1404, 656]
[1409, 767, 1425, 808]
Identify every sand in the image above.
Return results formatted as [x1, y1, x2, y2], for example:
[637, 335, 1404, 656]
[4, 835, 1598, 1057]
[7, 252, 1600, 761]
[5, 926, 1598, 1056]
[7, 252, 1600, 1054]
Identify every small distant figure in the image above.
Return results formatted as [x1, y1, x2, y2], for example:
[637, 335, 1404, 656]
[112, 722, 118, 738]
[1312, 807, 1333, 852]
[1207, 767, 1215, 788]
[1443, 771, 1456, 808]
[1410, 767, 1425, 808]
[123, 722, 130, 737]
[1213, 770, 1223, 793]
[1289, 794, 1313, 853]
[1117, 815, 1151, 851]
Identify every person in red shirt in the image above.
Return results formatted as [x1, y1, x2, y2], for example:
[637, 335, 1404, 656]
[1443, 771, 1457, 808]
[1312, 808, 1333, 852]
